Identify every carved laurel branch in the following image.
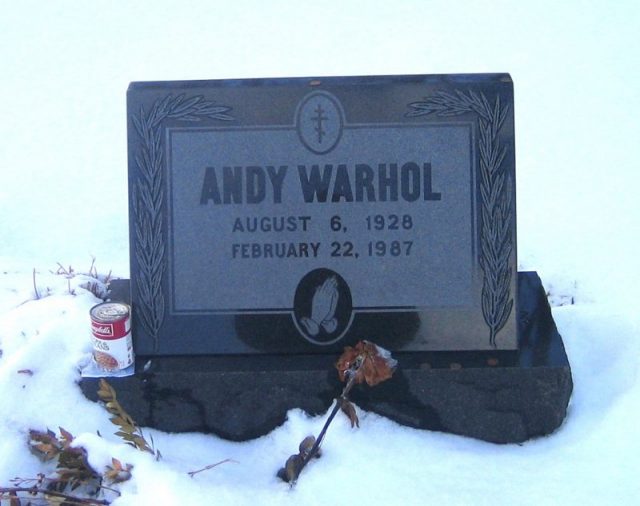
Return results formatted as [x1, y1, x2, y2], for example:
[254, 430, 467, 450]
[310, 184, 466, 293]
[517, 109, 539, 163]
[132, 94, 233, 349]
[406, 90, 513, 347]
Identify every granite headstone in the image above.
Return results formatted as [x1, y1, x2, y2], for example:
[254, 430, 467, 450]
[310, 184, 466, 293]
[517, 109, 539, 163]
[127, 74, 518, 355]
[80, 74, 572, 444]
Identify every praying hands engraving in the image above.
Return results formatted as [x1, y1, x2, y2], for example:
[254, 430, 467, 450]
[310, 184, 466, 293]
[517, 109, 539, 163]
[300, 276, 339, 336]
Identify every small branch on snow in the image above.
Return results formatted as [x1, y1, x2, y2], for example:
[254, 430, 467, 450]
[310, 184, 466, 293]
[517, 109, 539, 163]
[188, 459, 236, 478]
[0, 486, 111, 505]
[32, 268, 40, 300]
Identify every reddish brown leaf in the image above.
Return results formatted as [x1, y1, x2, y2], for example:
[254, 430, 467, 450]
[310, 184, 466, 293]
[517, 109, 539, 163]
[335, 345, 361, 383]
[104, 458, 133, 483]
[340, 399, 359, 428]
[58, 427, 74, 448]
[284, 454, 303, 483]
[8, 490, 21, 506]
[33, 443, 58, 460]
[336, 340, 397, 386]
[360, 341, 397, 386]
[29, 429, 62, 461]
[298, 436, 316, 458]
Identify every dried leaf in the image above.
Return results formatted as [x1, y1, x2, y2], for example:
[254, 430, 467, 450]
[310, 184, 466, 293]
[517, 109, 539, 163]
[104, 458, 133, 483]
[336, 340, 397, 386]
[43, 494, 65, 506]
[26, 428, 103, 496]
[340, 399, 359, 428]
[284, 454, 303, 484]
[29, 429, 61, 461]
[110, 416, 134, 431]
[98, 380, 157, 455]
[335, 346, 360, 383]
[58, 427, 74, 447]
[8, 490, 21, 506]
[298, 436, 316, 458]
[132, 436, 150, 450]
[98, 379, 117, 401]
[361, 342, 397, 386]
[29, 429, 54, 443]
[32, 443, 58, 460]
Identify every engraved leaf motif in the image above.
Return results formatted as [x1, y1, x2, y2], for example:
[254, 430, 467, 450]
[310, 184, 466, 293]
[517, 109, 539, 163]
[406, 90, 514, 347]
[131, 93, 234, 347]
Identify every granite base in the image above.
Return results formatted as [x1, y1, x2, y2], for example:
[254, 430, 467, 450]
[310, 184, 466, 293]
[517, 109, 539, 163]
[80, 272, 572, 444]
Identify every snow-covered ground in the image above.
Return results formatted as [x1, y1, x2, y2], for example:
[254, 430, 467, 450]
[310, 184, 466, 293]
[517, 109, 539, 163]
[1, 1, 638, 504]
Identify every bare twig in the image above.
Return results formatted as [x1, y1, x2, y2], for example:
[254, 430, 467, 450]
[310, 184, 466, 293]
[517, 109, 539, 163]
[32, 268, 40, 300]
[188, 459, 235, 478]
[88, 256, 98, 278]
[0, 486, 111, 505]
[55, 262, 74, 277]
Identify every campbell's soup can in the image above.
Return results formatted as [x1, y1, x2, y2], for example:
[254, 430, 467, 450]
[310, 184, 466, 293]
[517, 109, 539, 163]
[90, 302, 134, 371]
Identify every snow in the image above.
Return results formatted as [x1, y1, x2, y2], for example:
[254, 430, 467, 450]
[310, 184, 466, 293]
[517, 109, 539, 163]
[1, 1, 639, 504]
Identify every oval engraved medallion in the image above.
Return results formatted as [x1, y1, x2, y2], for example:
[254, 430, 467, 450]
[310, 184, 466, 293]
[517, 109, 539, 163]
[296, 91, 344, 155]
[293, 268, 354, 346]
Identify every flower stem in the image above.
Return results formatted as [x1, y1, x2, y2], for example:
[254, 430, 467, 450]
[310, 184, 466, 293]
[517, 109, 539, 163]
[294, 371, 358, 483]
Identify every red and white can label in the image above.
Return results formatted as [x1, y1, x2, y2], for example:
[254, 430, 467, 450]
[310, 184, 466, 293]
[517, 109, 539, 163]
[90, 302, 134, 371]
[91, 318, 130, 340]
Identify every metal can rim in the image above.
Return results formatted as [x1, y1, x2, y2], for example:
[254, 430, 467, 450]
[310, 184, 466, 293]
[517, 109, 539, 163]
[90, 302, 131, 323]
